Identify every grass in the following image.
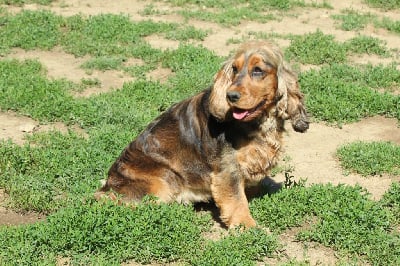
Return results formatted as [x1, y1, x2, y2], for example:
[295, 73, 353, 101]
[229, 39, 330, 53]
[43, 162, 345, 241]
[286, 30, 347, 64]
[364, 0, 400, 10]
[287, 32, 399, 122]
[165, 25, 209, 41]
[226, 31, 290, 45]
[0, 10, 209, 78]
[381, 182, 400, 222]
[179, 7, 275, 26]
[229, 31, 391, 60]
[157, 0, 332, 26]
[0, 131, 113, 212]
[299, 63, 400, 124]
[0, 10, 63, 52]
[161, 44, 222, 95]
[0, 59, 75, 121]
[332, 9, 375, 31]
[343, 35, 390, 56]
[286, 30, 392, 65]
[0, 10, 208, 61]
[0, 199, 212, 265]
[81, 56, 127, 71]
[139, 4, 169, 16]
[0, 0, 53, 5]
[1, 177, 398, 265]
[61, 15, 171, 58]
[0, 2, 399, 266]
[192, 228, 278, 265]
[164, 0, 332, 10]
[332, 9, 400, 34]
[80, 78, 101, 88]
[252, 183, 400, 265]
[377, 17, 400, 34]
[337, 141, 400, 176]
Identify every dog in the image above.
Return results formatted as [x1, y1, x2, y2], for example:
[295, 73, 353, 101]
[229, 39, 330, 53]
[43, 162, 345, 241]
[95, 41, 309, 228]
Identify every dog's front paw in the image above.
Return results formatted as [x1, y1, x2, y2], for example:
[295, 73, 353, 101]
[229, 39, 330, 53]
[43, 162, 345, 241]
[228, 214, 257, 229]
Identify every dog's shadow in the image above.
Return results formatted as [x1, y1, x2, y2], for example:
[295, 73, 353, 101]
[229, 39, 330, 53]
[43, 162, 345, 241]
[193, 176, 283, 229]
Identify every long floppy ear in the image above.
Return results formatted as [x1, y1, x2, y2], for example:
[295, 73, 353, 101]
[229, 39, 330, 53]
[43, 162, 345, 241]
[209, 59, 234, 121]
[275, 62, 309, 132]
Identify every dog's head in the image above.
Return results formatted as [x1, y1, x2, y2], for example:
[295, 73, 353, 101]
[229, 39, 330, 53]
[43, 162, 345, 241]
[209, 41, 309, 132]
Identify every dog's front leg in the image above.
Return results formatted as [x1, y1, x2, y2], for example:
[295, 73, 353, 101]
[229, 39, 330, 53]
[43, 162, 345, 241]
[211, 172, 256, 228]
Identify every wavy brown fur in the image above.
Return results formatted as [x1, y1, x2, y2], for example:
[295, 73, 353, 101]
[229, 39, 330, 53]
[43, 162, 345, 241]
[96, 41, 309, 228]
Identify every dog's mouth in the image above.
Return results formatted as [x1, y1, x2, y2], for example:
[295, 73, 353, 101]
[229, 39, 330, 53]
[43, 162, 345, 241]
[231, 100, 267, 121]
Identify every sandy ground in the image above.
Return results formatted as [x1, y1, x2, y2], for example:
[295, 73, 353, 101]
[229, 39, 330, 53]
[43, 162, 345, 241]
[0, 0, 399, 264]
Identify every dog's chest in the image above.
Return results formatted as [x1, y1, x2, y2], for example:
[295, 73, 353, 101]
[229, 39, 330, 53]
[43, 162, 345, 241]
[237, 138, 280, 181]
[228, 120, 282, 182]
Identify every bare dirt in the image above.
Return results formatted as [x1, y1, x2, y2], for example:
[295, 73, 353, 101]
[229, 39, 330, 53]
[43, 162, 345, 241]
[0, 0, 399, 264]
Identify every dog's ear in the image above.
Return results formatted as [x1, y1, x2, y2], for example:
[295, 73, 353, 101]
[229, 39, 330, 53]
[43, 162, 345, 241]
[275, 63, 309, 132]
[209, 59, 234, 121]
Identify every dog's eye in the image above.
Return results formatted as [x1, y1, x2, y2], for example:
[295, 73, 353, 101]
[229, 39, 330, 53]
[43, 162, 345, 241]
[232, 65, 238, 75]
[252, 67, 264, 77]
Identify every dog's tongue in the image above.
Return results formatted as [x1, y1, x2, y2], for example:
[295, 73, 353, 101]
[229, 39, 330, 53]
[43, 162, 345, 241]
[233, 109, 249, 120]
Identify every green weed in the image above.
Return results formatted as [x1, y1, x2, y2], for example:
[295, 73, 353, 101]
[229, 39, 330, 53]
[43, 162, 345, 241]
[164, 0, 329, 10]
[0, 0, 53, 5]
[162, 44, 222, 96]
[299, 63, 400, 124]
[61, 13, 208, 59]
[0, 59, 75, 121]
[62, 15, 166, 57]
[139, 4, 168, 16]
[381, 182, 400, 223]
[364, 0, 400, 10]
[344, 35, 390, 56]
[0, 10, 63, 52]
[225, 31, 291, 49]
[0, 130, 114, 212]
[251, 184, 399, 265]
[162, 0, 331, 26]
[332, 9, 400, 34]
[354, 63, 400, 89]
[2, 11, 202, 62]
[376, 17, 400, 34]
[332, 9, 375, 31]
[295, 185, 399, 265]
[337, 141, 400, 176]
[81, 56, 127, 71]
[286, 31, 391, 65]
[80, 77, 101, 88]
[280, 260, 310, 266]
[179, 7, 274, 26]
[286, 30, 347, 64]
[72, 80, 177, 128]
[192, 228, 278, 266]
[0, 199, 211, 265]
[0, 43, 219, 126]
[165, 25, 209, 41]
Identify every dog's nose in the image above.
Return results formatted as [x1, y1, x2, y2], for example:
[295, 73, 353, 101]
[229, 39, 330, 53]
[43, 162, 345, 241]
[227, 91, 241, 103]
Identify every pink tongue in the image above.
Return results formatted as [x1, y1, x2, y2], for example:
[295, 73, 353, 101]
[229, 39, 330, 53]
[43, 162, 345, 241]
[233, 110, 249, 120]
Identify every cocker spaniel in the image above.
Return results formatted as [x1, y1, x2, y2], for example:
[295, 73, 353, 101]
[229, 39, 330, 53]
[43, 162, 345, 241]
[96, 41, 309, 228]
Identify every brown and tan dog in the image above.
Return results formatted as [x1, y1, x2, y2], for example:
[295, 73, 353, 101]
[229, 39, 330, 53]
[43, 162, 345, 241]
[96, 41, 309, 228]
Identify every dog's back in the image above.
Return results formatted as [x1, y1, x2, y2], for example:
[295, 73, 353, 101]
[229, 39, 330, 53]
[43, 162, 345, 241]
[100, 90, 219, 203]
